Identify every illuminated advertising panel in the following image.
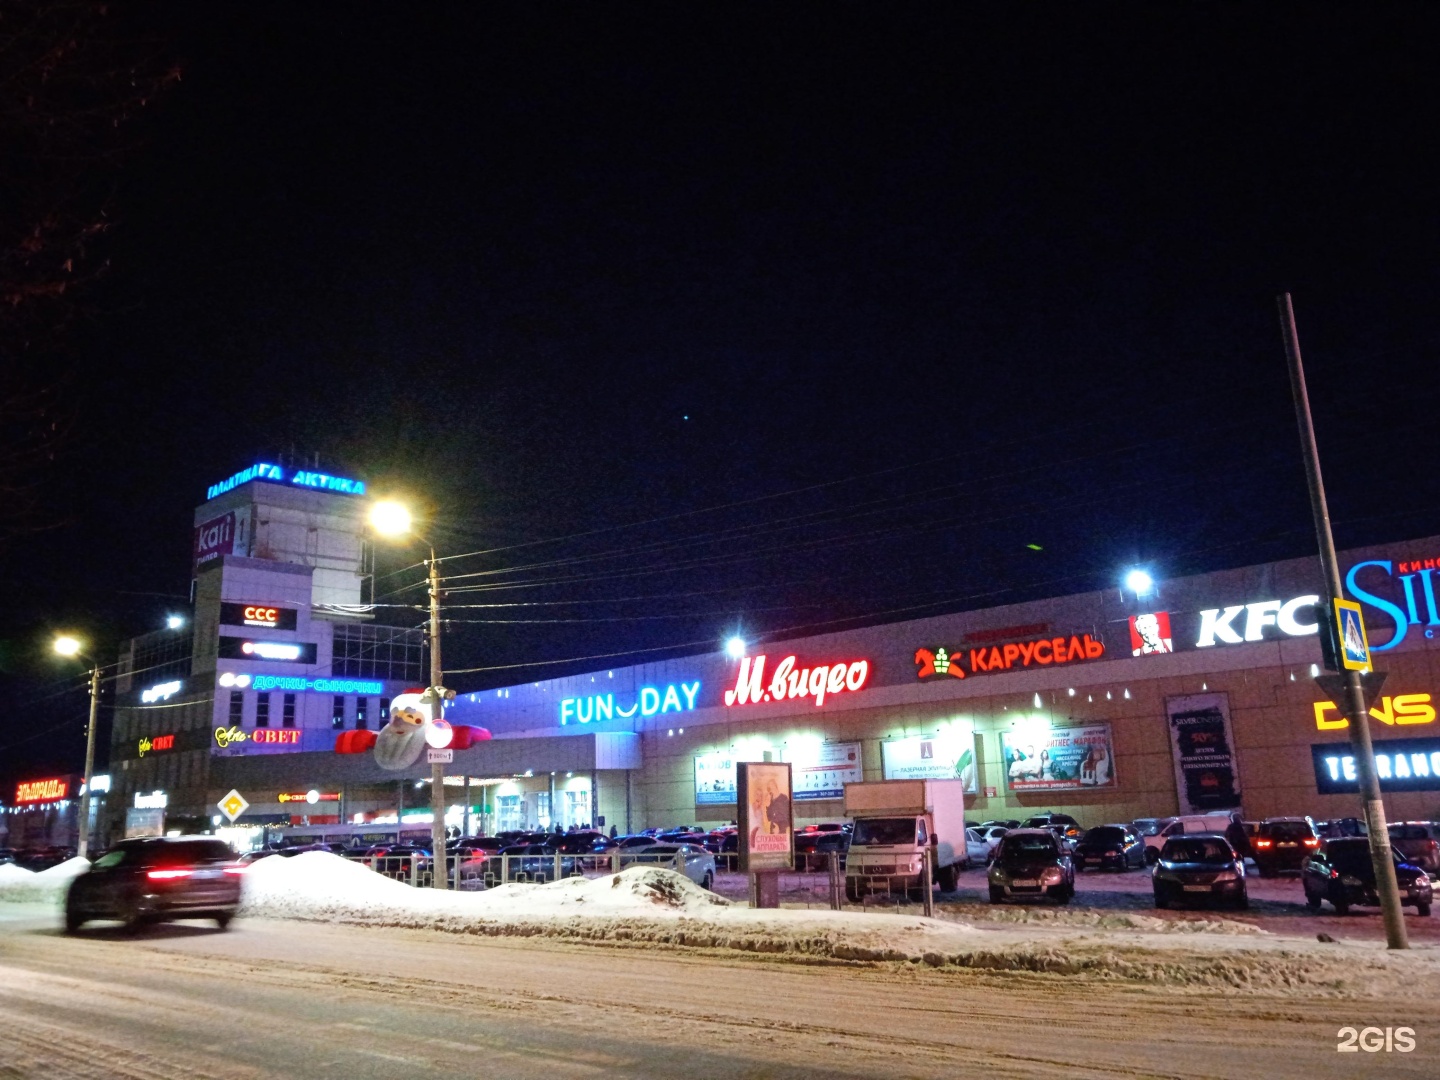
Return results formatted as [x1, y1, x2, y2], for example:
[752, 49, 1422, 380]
[205, 462, 366, 500]
[1313, 692, 1436, 730]
[782, 741, 863, 801]
[694, 752, 738, 805]
[193, 507, 251, 571]
[220, 602, 298, 631]
[1313, 738, 1440, 793]
[738, 762, 793, 872]
[217, 638, 318, 664]
[1165, 693, 1242, 813]
[880, 731, 978, 793]
[137, 734, 176, 757]
[1000, 724, 1115, 792]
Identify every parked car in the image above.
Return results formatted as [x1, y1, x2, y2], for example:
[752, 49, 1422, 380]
[551, 831, 617, 856]
[15, 846, 76, 872]
[1151, 834, 1247, 909]
[1251, 817, 1319, 876]
[1074, 825, 1146, 871]
[987, 829, 1074, 904]
[0, 848, 16, 865]
[64, 837, 242, 933]
[1387, 822, 1440, 873]
[795, 824, 851, 869]
[1132, 817, 1176, 839]
[620, 843, 716, 889]
[617, 834, 663, 849]
[1021, 813, 1083, 851]
[1302, 838, 1432, 916]
[971, 825, 1009, 860]
[979, 819, 1020, 830]
[963, 828, 993, 867]
[1142, 813, 1244, 864]
[1315, 817, 1367, 839]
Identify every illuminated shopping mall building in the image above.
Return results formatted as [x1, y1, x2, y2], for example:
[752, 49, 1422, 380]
[18, 459, 1436, 847]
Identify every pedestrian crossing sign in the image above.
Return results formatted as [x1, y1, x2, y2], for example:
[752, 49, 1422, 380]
[1333, 598, 1371, 672]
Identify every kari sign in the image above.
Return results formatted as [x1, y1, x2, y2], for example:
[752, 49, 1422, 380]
[782, 741, 862, 801]
[724, 654, 870, 707]
[880, 731, 978, 793]
[1001, 724, 1115, 792]
[738, 762, 793, 872]
[220, 602, 298, 631]
[1313, 738, 1440, 793]
[1165, 693, 1243, 814]
[15, 778, 69, 804]
[560, 681, 700, 725]
[193, 508, 250, 571]
[915, 633, 1104, 680]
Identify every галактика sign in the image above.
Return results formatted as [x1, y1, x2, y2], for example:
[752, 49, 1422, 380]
[206, 462, 366, 501]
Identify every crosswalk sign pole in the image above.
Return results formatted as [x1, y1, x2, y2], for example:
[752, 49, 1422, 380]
[1279, 293, 1406, 950]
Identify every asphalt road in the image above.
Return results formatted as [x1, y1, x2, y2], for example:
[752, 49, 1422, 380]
[2, 903, 1437, 1080]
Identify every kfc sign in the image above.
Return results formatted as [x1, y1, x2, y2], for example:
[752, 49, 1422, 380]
[220, 602, 298, 631]
[724, 654, 870, 707]
[1194, 595, 1319, 648]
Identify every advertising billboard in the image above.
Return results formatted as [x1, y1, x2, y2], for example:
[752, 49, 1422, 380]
[1000, 723, 1115, 792]
[783, 741, 862, 801]
[217, 638, 318, 664]
[220, 602, 299, 631]
[737, 761, 793, 872]
[193, 507, 250, 573]
[880, 730, 977, 793]
[694, 752, 738, 805]
[1313, 738, 1440, 794]
[1165, 693, 1243, 813]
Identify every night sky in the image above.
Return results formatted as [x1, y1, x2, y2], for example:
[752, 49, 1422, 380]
[5, 4, 1440, 789]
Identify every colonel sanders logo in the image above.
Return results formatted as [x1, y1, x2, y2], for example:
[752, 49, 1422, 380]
[1129, 612, 1174, 656]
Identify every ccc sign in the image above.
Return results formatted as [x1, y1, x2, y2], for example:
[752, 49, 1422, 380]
[219, 601, 296, 632]
[244, 605, 280, 626]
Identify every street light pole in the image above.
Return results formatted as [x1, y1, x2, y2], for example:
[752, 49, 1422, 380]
[427, 546, 447, 889]
[77, 663, 101, 859]
[1277, 292, 1407, 950]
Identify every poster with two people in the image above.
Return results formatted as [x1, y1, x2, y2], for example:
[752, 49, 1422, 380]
[738, 761, 793, 872]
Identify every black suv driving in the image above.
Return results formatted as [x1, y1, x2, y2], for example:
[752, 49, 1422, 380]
[65, 837, 242, 933]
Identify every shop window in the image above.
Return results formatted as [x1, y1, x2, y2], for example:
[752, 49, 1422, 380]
[379, 698, 390, 722]
[356, 697, 369, 729]
[282, 693, 297, 728]
[229, 691, 245, 725]
[332, 695, 346, 730]
[256, 693, 271, 728]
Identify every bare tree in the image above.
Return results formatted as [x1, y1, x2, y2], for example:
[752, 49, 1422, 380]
[0, 0, 179, 540]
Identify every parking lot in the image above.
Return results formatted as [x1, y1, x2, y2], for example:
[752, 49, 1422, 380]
[707, 862, 1440, 943]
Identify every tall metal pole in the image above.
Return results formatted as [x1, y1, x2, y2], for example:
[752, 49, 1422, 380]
[427, 548, 448, 889]
[1278, 293, 1407, 949]
[77, 665, 101, 859]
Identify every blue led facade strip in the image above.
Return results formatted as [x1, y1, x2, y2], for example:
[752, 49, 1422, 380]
[207, 462, 367, 501]
[251, 675, 384, 694]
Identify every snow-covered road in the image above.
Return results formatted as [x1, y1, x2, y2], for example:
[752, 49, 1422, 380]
[2, 898, 1437, 1080]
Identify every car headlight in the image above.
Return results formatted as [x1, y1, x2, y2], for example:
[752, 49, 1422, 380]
[989, 865, 1007, 882]
[1040, 868, 1063, 884]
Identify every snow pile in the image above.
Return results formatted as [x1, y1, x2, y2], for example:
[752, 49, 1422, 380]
[0, 857, 89, 903]
[974, 905, 1268, 935]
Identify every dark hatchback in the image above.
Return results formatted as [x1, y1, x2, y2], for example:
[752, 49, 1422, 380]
[65, 837, 243, 933]
[1152, 835, 1247, 909]
[1074, 825, 1146, 871]
[1251, 818, 1319, 876]
[987, 829, 1074, 904]
[1302, 838, 1432, 916]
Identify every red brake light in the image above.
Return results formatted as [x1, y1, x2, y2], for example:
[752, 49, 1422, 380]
[1254, 839, 1273, 848]
[223, 865, 247, 875]
[146, 868, 194, 880]
[1303, 838, 1320, 847]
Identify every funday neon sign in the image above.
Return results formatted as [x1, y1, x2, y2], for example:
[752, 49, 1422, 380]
[560, 682, 700, 724]
[724, 655, 870, 708]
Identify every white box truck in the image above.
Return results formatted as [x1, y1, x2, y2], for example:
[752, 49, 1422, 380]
[842, 779, 969, 901]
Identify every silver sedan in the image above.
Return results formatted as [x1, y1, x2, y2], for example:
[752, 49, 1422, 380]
[619, 843, 716, 890]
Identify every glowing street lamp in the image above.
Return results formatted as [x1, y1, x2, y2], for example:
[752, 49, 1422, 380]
[370, 499, 413, 538]
[1124, 569, 1154, 598]
[725, 636, 747, 660]
[54, 635, 101, 859]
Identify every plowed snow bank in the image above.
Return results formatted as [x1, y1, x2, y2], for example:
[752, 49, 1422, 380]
[0, 858, 90, 902]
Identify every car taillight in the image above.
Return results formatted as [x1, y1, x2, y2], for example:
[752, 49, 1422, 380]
[1303, 838, 1319, 848]
[1254, 839, 1272, 848]
[147, 868, 193, 880]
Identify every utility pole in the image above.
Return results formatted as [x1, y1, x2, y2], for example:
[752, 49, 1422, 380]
[1278, 293, 1407, 950]
[427, 548, 448, 889]
[77, 665, 101, 859]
